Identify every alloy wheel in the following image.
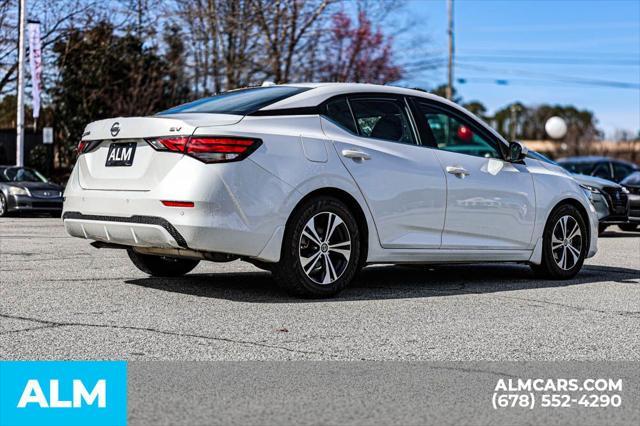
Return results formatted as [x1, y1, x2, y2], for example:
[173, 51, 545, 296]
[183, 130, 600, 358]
[298, 211, 352, 285]
[551, 215, 583, 270]
[0, 194, 5, 216]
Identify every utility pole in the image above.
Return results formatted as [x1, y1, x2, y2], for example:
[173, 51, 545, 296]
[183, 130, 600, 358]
[16, 0, 27, 167]
[446, 0, 454, 100]
[510, 104, 521, 141]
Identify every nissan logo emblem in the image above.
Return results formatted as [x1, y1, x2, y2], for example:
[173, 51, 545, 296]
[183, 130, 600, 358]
[110, 122, 120, 137]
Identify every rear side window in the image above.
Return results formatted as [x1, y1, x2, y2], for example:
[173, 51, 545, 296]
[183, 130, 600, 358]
[158, 86, 310, 115]
[349, 98, 416, 145]
[324, 98, 357, 133]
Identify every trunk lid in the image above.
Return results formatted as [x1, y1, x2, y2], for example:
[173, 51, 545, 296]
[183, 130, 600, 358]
[77, 114, 242, 191]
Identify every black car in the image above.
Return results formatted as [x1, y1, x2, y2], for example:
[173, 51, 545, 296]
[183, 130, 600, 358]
[557, 156, 640, 183]
[528, 151, 630, 234]
[620, 171, 640, 232]
[0, 166, 64, 217]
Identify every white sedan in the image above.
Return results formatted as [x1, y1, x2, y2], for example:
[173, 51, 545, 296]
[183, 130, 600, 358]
[63, 83, 598, 297]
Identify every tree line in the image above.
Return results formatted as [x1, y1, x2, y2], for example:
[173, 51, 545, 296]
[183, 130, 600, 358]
[1, 0, 407, 170]
[0, 0, 630, 175]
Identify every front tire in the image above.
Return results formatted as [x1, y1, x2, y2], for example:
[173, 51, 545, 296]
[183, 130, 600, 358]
[0, 193, 8, 217]
[127, 248, 200, 277]
[273, 197, 361, 298]
[531, 204, 588, 279]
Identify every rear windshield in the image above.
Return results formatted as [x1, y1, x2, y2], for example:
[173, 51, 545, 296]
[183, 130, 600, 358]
[158, 86, 310, 115]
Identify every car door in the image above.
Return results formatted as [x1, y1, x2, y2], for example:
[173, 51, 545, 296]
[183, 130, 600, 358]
[321, 95, 446, 249]
[413, 99, 536, 250]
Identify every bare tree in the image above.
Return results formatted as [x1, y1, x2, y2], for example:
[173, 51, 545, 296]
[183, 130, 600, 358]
[172, 0, 265, 94]
[252, 0, 335, 83]
[0, 0, 97, 97]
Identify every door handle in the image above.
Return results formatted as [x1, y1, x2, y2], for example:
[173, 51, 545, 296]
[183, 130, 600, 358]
[341, 149, 371, 161]
[446, 166, 470, 177]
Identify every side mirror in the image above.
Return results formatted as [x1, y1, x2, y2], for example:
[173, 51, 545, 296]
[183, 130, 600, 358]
[508, 141, 528, 162]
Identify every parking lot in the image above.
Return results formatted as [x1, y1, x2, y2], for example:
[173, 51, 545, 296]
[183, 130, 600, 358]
[1, 217, 639, 361]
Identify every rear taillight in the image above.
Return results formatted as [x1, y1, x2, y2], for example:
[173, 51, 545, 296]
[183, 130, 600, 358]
[146, 136, 261, 163]
[186, 137, 259, 163]
[146, 136, 189, 152]
[76, 140, 101, 155]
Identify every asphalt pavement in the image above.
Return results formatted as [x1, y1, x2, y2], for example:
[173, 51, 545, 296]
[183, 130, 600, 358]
[1, 217, 639, 361]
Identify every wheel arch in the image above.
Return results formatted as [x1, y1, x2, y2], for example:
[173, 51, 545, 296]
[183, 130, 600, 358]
[285, 187, 370, 267]
[547, 197, 592, 250]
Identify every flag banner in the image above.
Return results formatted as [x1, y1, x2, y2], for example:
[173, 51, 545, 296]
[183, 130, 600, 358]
[27, 22, 42, 119]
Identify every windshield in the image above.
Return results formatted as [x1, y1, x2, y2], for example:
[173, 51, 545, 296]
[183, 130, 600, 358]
[158, 86, 310, 115]
[1, 167, 48, 183]
[560, 162, 595, 175]
[527, 151, 558, 165]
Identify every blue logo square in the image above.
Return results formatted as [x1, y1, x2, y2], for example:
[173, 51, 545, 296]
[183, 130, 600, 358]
[0, 361, 127, 426]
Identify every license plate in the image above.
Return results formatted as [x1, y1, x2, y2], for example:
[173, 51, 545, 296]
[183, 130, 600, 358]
[105, 142, 137, 167]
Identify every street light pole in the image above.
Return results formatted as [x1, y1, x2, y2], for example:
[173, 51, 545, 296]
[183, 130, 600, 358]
[16, 0, 27, 167]
[446, 0, 454, 100]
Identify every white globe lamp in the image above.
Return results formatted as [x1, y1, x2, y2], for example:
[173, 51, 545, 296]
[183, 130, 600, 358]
[545, 116, 567, 139]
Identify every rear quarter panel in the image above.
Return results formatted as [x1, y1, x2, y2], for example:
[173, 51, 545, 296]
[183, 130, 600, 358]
[200, 115, 380, 261]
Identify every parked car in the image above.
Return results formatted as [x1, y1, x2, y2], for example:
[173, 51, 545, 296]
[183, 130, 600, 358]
[62, 83, 598, 298]
[557, 156, 639, 183]
[620, 171, 640, 231]
[528, 151, 630, 234]
[0, 166, 64, 217]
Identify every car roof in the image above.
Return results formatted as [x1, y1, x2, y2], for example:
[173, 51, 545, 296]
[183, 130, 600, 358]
[263, 82, 508, 144]
[266, 82, 452, 110]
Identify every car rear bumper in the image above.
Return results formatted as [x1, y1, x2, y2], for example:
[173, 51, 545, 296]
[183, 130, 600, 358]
[63, 212, 188, 248]
[62, 156, 297, 261]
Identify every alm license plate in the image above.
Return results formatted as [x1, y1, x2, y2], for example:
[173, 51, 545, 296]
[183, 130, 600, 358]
[105, 142, 137, 167]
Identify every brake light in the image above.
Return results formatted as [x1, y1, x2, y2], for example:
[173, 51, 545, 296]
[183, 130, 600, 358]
[76, 140, 101, 155]
[146, 136, 260, 163]
[186, 137, 259, 163]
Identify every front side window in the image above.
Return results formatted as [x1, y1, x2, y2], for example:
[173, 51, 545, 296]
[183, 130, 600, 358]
[349, 98, 416, 145]
[158, 86, 310, 115]
[418, 105, 502, 159]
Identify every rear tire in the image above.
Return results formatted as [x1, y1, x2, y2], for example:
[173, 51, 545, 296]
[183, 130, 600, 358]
[619, 223, 638, 232]
[273, 196, 361, 298]
[531, 204, 588, 279]
[127, 248, 200, 277]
